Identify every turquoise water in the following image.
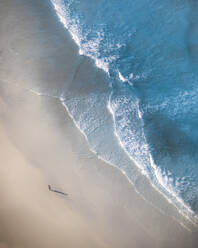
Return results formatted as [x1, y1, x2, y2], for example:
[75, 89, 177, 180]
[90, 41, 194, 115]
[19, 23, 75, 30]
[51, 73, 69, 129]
[51, 0, 198, 221]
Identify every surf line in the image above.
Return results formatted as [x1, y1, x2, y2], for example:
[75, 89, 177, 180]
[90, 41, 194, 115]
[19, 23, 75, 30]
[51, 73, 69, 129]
[48, 185, 68, 196]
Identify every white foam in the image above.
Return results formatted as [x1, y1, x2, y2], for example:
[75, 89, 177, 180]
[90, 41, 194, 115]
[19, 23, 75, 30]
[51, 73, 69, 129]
[118, 71, 127, 83]
[51, 0, 111, 75]
[107, 91, 198, 224]
[50, 0, 198, 225]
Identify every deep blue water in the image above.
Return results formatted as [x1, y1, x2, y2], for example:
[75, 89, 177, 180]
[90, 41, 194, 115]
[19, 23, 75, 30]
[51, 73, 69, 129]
[51, 0, 198, 220]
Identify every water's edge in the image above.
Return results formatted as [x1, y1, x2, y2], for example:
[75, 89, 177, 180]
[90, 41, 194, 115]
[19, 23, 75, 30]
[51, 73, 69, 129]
[49, 0, 198, 227]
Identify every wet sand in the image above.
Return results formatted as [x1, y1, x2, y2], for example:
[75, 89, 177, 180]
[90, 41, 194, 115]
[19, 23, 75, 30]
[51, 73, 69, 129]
[0, 0, 198, 247]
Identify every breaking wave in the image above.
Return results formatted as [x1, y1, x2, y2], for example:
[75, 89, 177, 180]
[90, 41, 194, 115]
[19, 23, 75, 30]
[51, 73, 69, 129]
[50, 0, 198, 223]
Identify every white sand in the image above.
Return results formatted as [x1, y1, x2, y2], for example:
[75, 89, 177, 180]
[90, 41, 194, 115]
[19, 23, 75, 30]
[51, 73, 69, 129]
[0, 0, 198, 247]
[0, 124, 105, 248]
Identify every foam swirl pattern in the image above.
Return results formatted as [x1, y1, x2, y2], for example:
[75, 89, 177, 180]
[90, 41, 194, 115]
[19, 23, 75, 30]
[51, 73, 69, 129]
[51, 0, 198, 221]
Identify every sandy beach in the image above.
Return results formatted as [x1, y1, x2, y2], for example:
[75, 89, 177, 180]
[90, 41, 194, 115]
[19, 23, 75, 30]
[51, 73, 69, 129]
[0, 0, 198, 247]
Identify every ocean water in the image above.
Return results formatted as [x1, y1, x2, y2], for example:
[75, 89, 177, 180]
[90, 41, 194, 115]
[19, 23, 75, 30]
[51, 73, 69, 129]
[50, 0, 198, 222]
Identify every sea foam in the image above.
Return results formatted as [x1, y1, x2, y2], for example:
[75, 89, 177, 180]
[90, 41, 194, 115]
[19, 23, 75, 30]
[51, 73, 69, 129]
[50, 0, 198, 224]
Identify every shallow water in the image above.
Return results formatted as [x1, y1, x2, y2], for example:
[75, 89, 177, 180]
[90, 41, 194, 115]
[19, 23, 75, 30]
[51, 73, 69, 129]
[50, 0, 198, 221]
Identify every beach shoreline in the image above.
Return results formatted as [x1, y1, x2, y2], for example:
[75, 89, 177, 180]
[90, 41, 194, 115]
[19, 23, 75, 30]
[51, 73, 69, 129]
[0, 0, 198, 247]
